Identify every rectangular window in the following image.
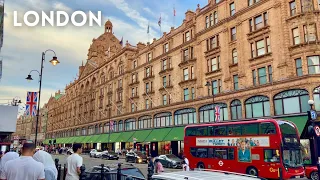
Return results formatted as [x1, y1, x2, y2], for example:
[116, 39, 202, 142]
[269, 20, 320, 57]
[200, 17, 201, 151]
[164, 43, 169, 53]
[218, 79, 222, 93]
[249, 19, 253, 32]
[131, 103, 135, 112]
[251, 43, 256, 58]
[191, 47, 194, 59]
[145, 99, 149, 109]
[210, 14, 213, 26]
[184, 88, 189, 101]
[206, 16, 209, 28]
[256, 39, 265, 56]
[264, 149, 280, 162]
[147, 53, 152, 62]
[131, 88, 135, 97]
[163, 95, 167, 105]
[231, 27, 236, 41]
[233, 75, 239, 90]
[258, 67, 267, 85]
[304, 24, 317, 42]
[118, 79, 122, 88]
[191, 66, 195, 79]
[146, 67, 150, 77]
[295, 58, 303, 76]
[252, 70, 257, 86]
[183, 49, 189, 61]
[292, 27, 300, 45]
[145, 83, 149, 93]
[191, 87, 195, 99]
[230, 2, 235, 16]
[185, 31, 190, 41]
[214, 11, 218, 24]
[162, 59, 167, 70]
[255, 15, 263, 29]
[267, 37, 271, 52]
[307, 56, 320, 74]
[183, 68, 189, 81]
[163, 76, 167, 87]
[290, 1, 296, 16]
[211, 57, 218, 71]
[212, 80, 218, 95]
[268, 66, 273, 83]
[133, 60, 137, 68]
[132, 74, 136, 83]
[210, 36, 217, 49]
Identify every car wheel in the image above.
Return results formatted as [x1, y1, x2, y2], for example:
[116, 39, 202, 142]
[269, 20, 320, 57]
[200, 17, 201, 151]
[90, 154, 92, 158]
[197, 162, 205, 169]
[94, 154, 96, 158]
[311, 171, 319, 180]
[167, 162, 172, 168]
[246, 167, 258, 177]
[107, 156, 110, 160]
[116, 158, 119, 160]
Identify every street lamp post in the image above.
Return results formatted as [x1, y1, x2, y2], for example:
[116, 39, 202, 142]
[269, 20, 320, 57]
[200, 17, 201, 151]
[25, 50, 60, 146]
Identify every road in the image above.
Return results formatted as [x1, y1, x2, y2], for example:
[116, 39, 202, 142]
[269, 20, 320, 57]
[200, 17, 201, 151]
[52, 154, 308, 179]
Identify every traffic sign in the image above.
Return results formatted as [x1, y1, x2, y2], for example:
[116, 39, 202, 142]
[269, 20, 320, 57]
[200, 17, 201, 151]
[314, 126, 320, 136]
[310, 110, 317, 120]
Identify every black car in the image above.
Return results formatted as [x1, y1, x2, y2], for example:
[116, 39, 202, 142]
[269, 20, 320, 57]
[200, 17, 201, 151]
[125, 151, 148, 163]
[156, 154, 183, 169]
[85, 164, 145, 180]
[101, 151, 119, 160]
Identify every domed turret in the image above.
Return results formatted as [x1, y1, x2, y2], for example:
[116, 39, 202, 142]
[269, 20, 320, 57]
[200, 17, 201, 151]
[105, 20, 113, 33]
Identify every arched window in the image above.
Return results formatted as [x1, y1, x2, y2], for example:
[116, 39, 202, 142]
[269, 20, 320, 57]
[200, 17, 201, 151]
[231, 100, 242, 119]
[174, 108, 196, 125]
[104, 123, 109, 133]
[99, 124, 103, 134]
[154, 112, 172, 127]
[274, 89, 309, 115]
[314, 87, 320, 111]
[81, 128, 86, 136]
[205, 16, 209, 28]
[245, 96, 270, 118]
[138, 116, 152, 129]
[232, 49, 238, 64]
[125, 119, 136, 131]
[118, 120, 123, 132]
[88, 126, 94, 135]
[95, 125, 99, 134]
[199, 103, 228, 123]
[112, 121, 118, 132]
[76, 128, 80, 136]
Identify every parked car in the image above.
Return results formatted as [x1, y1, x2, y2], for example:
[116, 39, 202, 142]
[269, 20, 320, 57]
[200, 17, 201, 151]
[85, 164, 145, 180]
[155, 154, 183, 169]
[125, 151, 148, 163]
[101, 151, 119, 160]
[151, 170, 266, 180]
[305, 166, 319, 180]
[90, 149, 103, 158]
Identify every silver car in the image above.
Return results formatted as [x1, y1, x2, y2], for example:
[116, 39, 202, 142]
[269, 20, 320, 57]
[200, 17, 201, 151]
[151, 170, 266, 180]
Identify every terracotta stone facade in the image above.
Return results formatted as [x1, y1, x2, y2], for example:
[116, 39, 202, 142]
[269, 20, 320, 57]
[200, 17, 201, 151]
[46, 0, 320, 139]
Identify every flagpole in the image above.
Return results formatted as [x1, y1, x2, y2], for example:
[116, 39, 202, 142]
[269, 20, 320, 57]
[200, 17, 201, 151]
[173, 4, 175, 28]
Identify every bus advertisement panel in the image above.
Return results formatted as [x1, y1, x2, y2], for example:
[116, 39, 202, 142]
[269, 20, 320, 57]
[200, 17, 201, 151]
[184, 119, 304, 179]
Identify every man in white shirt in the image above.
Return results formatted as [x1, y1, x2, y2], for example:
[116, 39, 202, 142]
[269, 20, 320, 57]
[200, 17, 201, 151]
[182, 155, 190, 171]
[66, 143, 83, 180]
[0, 143, 45, 180]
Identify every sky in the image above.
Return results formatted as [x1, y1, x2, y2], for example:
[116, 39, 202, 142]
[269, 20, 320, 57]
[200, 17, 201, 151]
[0, 0, 208, 115]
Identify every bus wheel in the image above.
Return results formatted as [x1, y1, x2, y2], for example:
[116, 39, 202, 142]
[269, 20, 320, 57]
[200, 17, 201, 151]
[246, 167, 258, 176]
[197, 162, 205, 169]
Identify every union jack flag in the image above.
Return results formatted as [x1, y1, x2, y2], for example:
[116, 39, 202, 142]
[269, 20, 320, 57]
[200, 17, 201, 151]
[110, 120, 114, 131]
[26, 92, 38, 116]
[215, 106, 221, 122]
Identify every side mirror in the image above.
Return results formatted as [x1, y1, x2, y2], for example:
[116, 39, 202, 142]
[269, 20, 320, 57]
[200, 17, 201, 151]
[276, 150, 280, 156]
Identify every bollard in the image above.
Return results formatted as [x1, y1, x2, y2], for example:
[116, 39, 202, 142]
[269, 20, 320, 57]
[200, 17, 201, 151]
[63, 164, 66, 180]
[79, 165, 86, 180]
[147, 166, 153, 180]
[55, 158, 59, 169]
[117, 163, 121, 180]
[100, 164, 104, 180]
[278, 167, 283, 180]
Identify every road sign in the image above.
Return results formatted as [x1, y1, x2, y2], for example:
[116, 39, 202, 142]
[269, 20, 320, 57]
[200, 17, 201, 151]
[310, 110, 317, 120]
[314, 126, 320, 136]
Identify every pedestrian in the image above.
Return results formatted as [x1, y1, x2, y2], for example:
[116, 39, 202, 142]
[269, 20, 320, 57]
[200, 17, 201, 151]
[0, 143, 45, 180]
[65, 143, 83, 180]
[0, 152, 19, 177]
[182, 155, 190, 171]
[147, 157, 154, 175]
[154, 159, 164, 174]
[33, 150, 58, 180]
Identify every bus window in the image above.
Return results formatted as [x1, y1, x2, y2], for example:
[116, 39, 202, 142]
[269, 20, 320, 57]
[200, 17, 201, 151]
[214, 148, 228, 159]
[186, 127, 197, 136]
[208, 148, 214, 158]
[196, 127, 208, 136]
[264, 149, 280, 162]
[190, 148, 208, 158]
[190, 147, 197, 157]
[242, 123, 259, 135]
[228, 148, 235, 160]
[260, 122, 276, 135]
[208, 126, 214, 136]
[214, 126, 227, 136]
[228, 125, 241, 135]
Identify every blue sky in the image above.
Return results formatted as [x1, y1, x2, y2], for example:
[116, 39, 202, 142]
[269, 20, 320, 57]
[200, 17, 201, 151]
[0, 0, 207, 114]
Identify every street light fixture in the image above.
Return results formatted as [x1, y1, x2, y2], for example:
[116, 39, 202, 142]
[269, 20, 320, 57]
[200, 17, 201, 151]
[25, 49, 59, 146]
[308, 99, 315, 110]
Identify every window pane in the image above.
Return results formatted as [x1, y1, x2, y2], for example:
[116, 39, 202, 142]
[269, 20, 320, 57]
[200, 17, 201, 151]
[252, 102, 264, 117]
[255, 15, 263, 29]
[274, 99, 283, 115]
[308, 56, 320, 74]
[242, 123, 259, 135]
[246, 104, 252, 118]
[237, 106, 242, 119]
[231, 107, 237, 119]
[300, 95, 310, 113]
[257, 40, 265, 56]
[314, 94, 320, 111]
[283, 97, 300, 114]
[264, 101, 270, 116]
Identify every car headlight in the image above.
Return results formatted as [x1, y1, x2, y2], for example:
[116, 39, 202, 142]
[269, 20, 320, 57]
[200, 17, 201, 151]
[137, 156, 141, 159]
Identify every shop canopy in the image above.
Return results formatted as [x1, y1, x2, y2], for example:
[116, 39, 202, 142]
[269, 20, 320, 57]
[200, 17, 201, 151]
[65, 137, 76, 144]
[87, 134, 102, 143]
[116, 131, 135, 142]
[128, 130, 152, 142]
[163, 127, 185, 141]
[95, 134, 109, 143]
[81, 136, 93, 143]
[144, 128, 172, 142]
[43, 139, 50, 144]
[108, 133, 121, 143]
[73, 136, 87, 144]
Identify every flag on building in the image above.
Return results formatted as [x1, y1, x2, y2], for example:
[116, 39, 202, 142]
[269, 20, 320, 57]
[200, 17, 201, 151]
[26, 91, 38, 116]
[119, 37, 123, 46]
[0, 59, 2, 80]
[110, 120, 114, 131]
[147, 22, 150, 34]
[215, 106, 221, 122]
[158, 16, 161, 27]
[174, 7, 176, 16]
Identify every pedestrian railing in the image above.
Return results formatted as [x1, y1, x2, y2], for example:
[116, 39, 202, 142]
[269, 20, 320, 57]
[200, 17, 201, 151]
[55, 158, 152, 180]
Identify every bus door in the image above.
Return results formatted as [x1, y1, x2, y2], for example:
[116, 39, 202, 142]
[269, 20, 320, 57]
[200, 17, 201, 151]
[261, 149, 281, 178]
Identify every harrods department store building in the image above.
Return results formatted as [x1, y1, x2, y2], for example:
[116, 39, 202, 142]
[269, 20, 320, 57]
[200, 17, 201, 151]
[44, 0, 320, 156]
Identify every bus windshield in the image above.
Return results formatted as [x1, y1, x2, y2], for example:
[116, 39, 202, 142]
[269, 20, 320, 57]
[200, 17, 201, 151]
[283, 149, 303, 168]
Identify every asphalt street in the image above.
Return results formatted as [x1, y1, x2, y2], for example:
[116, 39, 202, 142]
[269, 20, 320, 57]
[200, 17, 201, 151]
[52, 154, 309, 179]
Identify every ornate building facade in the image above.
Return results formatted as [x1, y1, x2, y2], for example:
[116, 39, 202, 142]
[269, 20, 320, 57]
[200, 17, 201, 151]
[45, 0, 320, 156]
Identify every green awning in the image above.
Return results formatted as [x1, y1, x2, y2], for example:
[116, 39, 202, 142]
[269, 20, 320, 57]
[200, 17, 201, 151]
[65, 137, 76, 144]
[60, 137, 69, 144]
[277, 115, 308, 135]
[163, 127, 185, 141]
[97, 134, 110, 143]
[144, 128, 172, 142]
[128, 130, 152, 142]
[87, 135, 102, 143]
[56, 138, 64, 144]
[43, 139, 50, 144]
[116, 131, 135, 142]
[108, 133, 121, 143]
[73, 136, 86, 144]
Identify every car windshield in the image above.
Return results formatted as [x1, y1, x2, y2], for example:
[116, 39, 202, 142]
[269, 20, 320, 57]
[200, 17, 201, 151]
[166, 154, 179, 159]
[136, 152, 144, 156]
[283, 149, 303, 168]
[97, 150, 103, 152]
[109, 152, 117, 155]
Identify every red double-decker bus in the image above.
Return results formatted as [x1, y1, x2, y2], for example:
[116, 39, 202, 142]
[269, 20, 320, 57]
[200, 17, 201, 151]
[184, 119, 304, 179]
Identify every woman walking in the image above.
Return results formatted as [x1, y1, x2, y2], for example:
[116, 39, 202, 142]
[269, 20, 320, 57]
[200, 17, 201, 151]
[33, 150, 58, 180]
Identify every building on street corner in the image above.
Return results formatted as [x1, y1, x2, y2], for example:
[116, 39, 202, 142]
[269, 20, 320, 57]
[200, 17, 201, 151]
[44, 0, 320, 157]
